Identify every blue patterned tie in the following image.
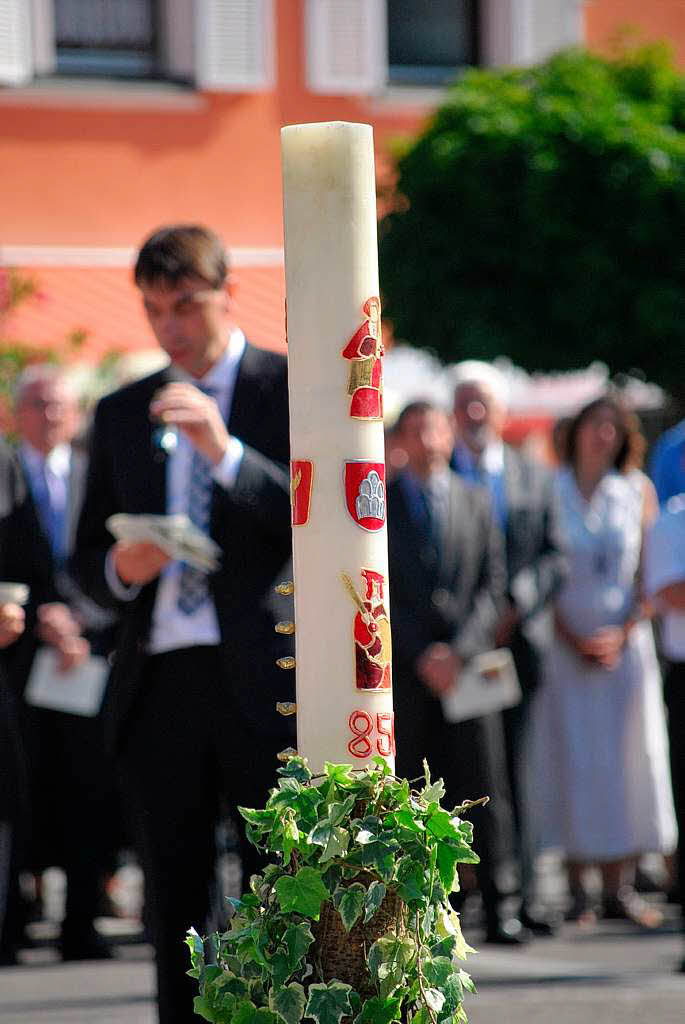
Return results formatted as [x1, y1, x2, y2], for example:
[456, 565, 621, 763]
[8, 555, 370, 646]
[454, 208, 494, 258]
[177, 387, 216, 615]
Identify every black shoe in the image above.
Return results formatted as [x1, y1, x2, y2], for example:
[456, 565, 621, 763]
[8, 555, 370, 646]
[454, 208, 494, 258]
[0, 947, 19, 967]
[485, 917, 532, 945]
[519, 907, 558, 937]
[61, 931, 114, 962]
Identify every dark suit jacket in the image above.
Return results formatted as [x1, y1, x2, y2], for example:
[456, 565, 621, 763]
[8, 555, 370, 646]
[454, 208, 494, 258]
[452, 444, 566, 692]
[387, 470, 511, 855]
[388, 470, 506, 677]
[72, 343, 293, 752]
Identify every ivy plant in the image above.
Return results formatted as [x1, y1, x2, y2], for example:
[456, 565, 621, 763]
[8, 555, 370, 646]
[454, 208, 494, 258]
[187, 757, 484, 1024]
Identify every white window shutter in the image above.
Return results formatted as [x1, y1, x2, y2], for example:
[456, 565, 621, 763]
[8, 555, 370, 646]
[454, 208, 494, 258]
[195, 0, 274, 91]
[529, 0, 583, 63]
[306, 0, 388, 96]
[481, 0, 584, 68]
[0, 0, 33, 85]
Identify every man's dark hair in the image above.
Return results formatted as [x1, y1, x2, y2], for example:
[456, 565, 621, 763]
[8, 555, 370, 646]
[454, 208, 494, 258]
[394, 399, 438, 434]
[134, 224, 228, 289]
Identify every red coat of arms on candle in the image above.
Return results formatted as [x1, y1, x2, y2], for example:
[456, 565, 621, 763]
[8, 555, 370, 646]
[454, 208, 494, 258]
[341, 569, 392, 691]
[344, 461, 385, 532]
[341, 296, 383, 421]
[291, 460, 313, 526]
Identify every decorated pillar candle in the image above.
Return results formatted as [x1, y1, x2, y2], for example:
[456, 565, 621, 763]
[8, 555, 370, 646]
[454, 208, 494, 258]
[280, 121, 394, 774]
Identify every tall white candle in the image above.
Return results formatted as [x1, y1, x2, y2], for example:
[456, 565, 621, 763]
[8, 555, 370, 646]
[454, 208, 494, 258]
[281, 121, 394, 774]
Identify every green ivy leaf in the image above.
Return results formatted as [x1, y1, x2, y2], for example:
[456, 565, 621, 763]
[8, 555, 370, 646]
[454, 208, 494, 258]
[422, 955, 453, 990]
[323, 763, 354, 785]
[308, 824, 350, 864]
[458, 969, 476, 995]
[282, 813, 300, 865]
[283, 922, 315, 970]
[424, 988, 445, 1014]
[436, 842, 461, 894]
[240, 807, 278, 827]
[353, 995, 402, 1024]
[232, 1001, 279, 1024]
[384, 810, 425, 834]
[368, 936, 416, 999]
[371, 755, 392, 775]
[269, 951, 293, 988]
[426, 811, 460, 842]
[336, 883, 365, 932]
[270, 983, 306, 1024]
[421, 778, 446, 805]
[397, 863, 425, 907]
[277, 757, 312, 784]
[304, 982, 353, 1024]
[186, 927, 206, 974]
[275, 868, 329, 920]
[327, 795, 357, 826]
[364, 880, 386, 923]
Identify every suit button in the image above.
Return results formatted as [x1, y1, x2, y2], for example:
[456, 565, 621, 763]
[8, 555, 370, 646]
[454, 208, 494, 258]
[432, 589, 449, 609]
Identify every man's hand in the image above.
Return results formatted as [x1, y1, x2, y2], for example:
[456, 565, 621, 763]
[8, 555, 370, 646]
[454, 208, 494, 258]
[0, 603, 25, 648]
[150, 382, 229, 465]
[36, 602, 90, 672]
[494, 602, 521, 647]
[416, 642, 462, 697]
[113, 541, 171, 585]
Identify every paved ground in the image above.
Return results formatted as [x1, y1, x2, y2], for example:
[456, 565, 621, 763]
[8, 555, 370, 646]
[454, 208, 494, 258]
[1, 857, 683, 1024]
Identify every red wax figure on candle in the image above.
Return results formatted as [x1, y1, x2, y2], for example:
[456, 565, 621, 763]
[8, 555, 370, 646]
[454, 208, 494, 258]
[353, 569, 392, 691]
[342, 296, 384, 420]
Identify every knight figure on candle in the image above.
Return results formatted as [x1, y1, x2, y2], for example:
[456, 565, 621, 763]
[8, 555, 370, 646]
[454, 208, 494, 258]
[347, 567, 392, 690]
[341, 295, 383, 420]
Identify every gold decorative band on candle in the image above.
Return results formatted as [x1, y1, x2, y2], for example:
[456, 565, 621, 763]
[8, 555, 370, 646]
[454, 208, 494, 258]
[277, 746, 298, 762]
[275, 621, 296, 635]
[275, 581, 295, 595]
[276, 656, 296, 670]
[277, 701, 298, 716]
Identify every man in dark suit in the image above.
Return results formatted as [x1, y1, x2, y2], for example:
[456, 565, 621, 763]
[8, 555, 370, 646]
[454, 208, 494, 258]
[73, 225, 293, 1024]
[451, 361, 566, 933]
[1, 367, 119, 962]
[388, 400, 527, 945]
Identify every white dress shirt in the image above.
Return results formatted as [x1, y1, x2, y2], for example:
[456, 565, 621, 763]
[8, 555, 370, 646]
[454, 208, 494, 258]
[107, 330, 246, 654]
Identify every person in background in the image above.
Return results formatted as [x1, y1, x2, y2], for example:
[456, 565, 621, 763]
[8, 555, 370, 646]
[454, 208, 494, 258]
[2, 366, 120, 961]
[649, 417, 685, 506]
[388, 400, 529, 945]
[451, 361, 566, 934]
[72, 224, 293, 1024]
[531, 396, 676, 925]
[0, 436, 28, 966]
[645, 493, 685, 968]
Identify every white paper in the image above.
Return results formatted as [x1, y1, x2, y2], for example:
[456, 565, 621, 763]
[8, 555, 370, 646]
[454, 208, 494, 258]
[440, 648, 521, 724]
[24, 648, 109, 717]
[0, 582, 29, 605]
[106, 513, 221, 572]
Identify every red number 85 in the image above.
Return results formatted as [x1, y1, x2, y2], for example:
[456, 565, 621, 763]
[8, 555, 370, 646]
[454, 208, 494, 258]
[348, 710, 395, 759]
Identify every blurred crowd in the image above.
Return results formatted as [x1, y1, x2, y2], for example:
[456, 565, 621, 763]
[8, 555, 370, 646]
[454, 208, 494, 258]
[0, 225, 684, 1024]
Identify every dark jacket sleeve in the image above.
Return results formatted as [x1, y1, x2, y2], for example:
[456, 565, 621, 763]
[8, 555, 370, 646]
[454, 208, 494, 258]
[451, 490, 507, 662]
[71, 397, 124, 612]
[509, 467, 567, 622]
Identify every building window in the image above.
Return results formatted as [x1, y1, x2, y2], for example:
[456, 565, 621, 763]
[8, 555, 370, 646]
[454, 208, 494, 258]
[387, 0, 477, 85]
[54, 0, 159, 77]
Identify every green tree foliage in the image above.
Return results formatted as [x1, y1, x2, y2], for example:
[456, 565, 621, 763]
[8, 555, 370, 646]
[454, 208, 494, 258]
[379, 45, 685, 389]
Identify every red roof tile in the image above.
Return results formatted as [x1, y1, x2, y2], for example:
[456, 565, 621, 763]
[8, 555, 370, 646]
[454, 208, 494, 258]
[2, 264, 286, 361]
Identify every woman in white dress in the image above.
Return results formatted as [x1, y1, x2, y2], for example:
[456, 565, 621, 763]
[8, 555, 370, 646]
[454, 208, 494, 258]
[532, 396, 677, 925]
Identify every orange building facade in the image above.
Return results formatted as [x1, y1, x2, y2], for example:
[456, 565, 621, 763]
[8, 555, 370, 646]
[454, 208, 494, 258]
[0, 0, 683, 361]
